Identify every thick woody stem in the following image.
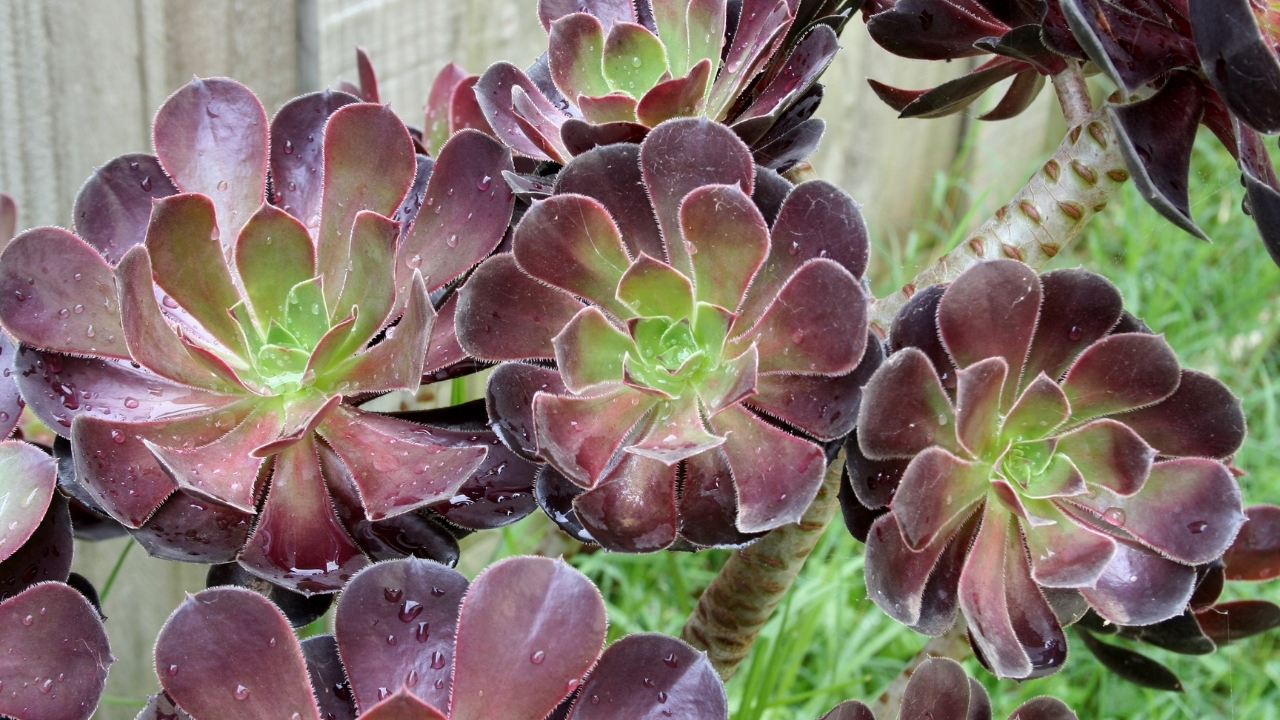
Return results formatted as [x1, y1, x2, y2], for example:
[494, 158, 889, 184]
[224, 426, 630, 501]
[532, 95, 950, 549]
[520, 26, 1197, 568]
[868, 67, 1128, 334]
[681, 453, 845, 679]
[868, 620, 971, 720]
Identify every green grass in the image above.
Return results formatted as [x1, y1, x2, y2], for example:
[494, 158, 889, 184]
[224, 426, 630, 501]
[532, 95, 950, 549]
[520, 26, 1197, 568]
[479, 134, 1280, 719]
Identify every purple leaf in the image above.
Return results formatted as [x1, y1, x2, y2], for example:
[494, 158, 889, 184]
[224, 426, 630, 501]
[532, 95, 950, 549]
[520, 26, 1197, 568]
[0, 582, 112, 720]
[955, 357, 1007, 458]
[1121, 370, 1246, 460]
[0, 493, 71, 601]
[456, 255, 585, 361]
[636, 59, 713, 127]
[129, 489, 253, 563]
[153, 78, 268, 243]
[513, 194, 631, 315]
[555, 144, 665, 260]
[1009, 696, 1079, 720]
[867, 0, 1007, 60]
[145, 193, 248, 356]
[269, 90, 361, 229]
[549, 13, 611, 101]
[1075, 627, 1183, 692]
[335, 558, 467, 713]
[1003, 374, 1071, 443]
[868, 79, 929, 113]
[752, 118, 826, 172]
[900, 656, 973, 720]
[0, 228, 130, 359]
[317, 104, 415, 309]
[959, 505, 1035, 678]
[641, 118, 755, 277]
[706, 0, 792, 115]
[1059, 0, 1195, 94]
[1056, 419, 1155, 497]
[679, 447, 763, 548]
[1224, 505, 1280, 581]
[145, 403, 281, 513]
[977, 68, 1044, 121]
[747, 330, 882, 441]
[845, 430, 909, 511]
[561, 119, 652, 157]
[426, 64, 470, 155]
[729, 259, 867, 375]
[899, 58, 1024, 119]
[866, 510, 975, 634]
[156, 586, 319, 720]
[535, 386, 659, 487]
[539, 0, 637, 30]
[1021, 268, 1124, 386]
[680, 184, 770, 313]
[938, 259, 1040, 400]
[554, 307, 635, 393]
[1079, 540, 1197, 626]
[820, 702, 876, 720]
[700, 345, 758, 417]
[536, 465, 595, 543]
[486, 362, 568, 460]
[421, 293, 468, 378]
[238, 438, 368, 595]
[400, 130, 515, 294]
[1195, 600, 1280, 645]
[1191, 0, 1280, 134]
[356, 47, 380, 103]
[325, 271, 434, 395]
[888, 284, 954, 388]
[628, 394, 725, 465]
[0, 194, 14, 244]
[892, 447, 989, 550]
[252, 393, 341, 458]
[709, 404, 826, 532]
[1061, 333, 1181, 421]
[857, 347, 958, 459]
[476, 63, 568, 160]
[300, 635, 356, 720]
[574, 453, 680, 552]
[616, 255, 694, 318]
[234, 204, 317, 331]
[1109, 72, 1208, 241]
[0, 442, 57, 565]
[329, 211, 398, 355]
[361, 690, 448, 720]
[565, 633, 727, 718]
[738, 25, 839, 125]
[1001, 522, 1069, 678]
[1022, 499, 1116, 587]
[578, 93, 641, 124]
[512, 87, 573, 163]
[449, 557, 607, 720]
[318, 406, 486, 520]
[72, 154, 179, 264]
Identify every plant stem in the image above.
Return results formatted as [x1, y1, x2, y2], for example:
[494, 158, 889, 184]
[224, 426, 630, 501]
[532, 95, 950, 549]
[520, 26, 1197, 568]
[99, 539, 135, 603]
[868, 68, 1128, 334]
[681, 452, 845, 679]
[868, 620, 971, 719]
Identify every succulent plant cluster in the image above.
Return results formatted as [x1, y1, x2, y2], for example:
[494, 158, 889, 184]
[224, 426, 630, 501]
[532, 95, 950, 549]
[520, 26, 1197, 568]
[860, 0, 1280, 265]
[846, 259, 1248, 679]
[475, 0, 858, 170]
[456, 117, 875, 552]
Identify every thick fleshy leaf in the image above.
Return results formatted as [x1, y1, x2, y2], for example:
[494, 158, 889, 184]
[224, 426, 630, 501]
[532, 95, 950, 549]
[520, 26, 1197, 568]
[738, 25, 839, 125]
[361, 690, 448, 720]
[129, 489, 252, 563]
[636, 58, 713, 126]
[329, 211, 398, 354]
[566, 634, 727, 718]
[1004, 373, 1071, 442]
[1224, 505, 1280, 581]
[550, 13, 611, 101]
[1244, 169, 1280, 268]
[555, 144, 665, 260]
[864, 511, 975, 632]
[238, 439, 367, 595]
[749, 331, 882, 441]
[706, 0, 792, 116]
[1196, 600, 1280, 645]
[1022, 268, 1124, 386]
[820, 702, 876, 720]
[641, 118, 755, 277]
[486, 363, 568, 460]
[887, 284, 953, 387]
[426, 64, 469, 155]
[0, 493, 71, 601]
[514, 194, 631, 314]
[711, 403, 825, 532]
[1002, 526, 1069, 678]
[602, 22, 668, 96]
[845, 429, 909, 510]
[146, 403, 281, 513]
[0, 442, 57, 565]
[1079, 541, 1197, 626]
[1059, 0, 1194, 92]
[335, 559, 467, 713]
[535, 386, 658, 487]
[1121, 370, 1245, 460]
[0, 582, 112, 720]
[0, 228, 130, 358]
[146, 193, 248, 356]
[1109, 72, 1208, 241]
[300, 635, 356, 720]
[399, 130, 515, 294]
[959, 506, 1040, 679]
[156, 587, 319, 720]
[554, 307, 635, 393]
[475, 63, 568, 160]
[1009, 696, 1079, 720]
[578, 93, 641, 124]
[938, 259, 1040, 393]
[1023, 499, 1115, 588]
[858, 347, 957, 459]
[730, 259, 866, 375]
[319, 407, 486, 520]
[867, 79, 928, 113]
[252, 392, 340, 458]
[325, 271, 434, 394]
[1056, 419, 1155, 496]
[866, 0, 1006, 60]
[1133, 610, 1215, 655]
[1076, 627, 1183, 692]
[978, 68, 1045, 121]
[629, 394, 724, 465]
[153, 78, 267, 243]
[205, 562, 333, 628]
[1061, 333, 1181, 420]
[680, 184, 769, 312]
[900, 656, 972, 720]
[898, 58, 1024, 119]
[616, 254, 695, 319]
[678, 447, 762, 548]
[1100, 458, 1243, 566]
[574, 452, 680, 552]
[0, 194, 13, 244]
[536, 465, 595, 543]
[954, 357, 1006, 458]
[450, 557, 607, 720]
[512, 86, 573, 162]
[1189, 0, 1280, 134]
[892, 447, 989, 550]
[456, 255, 584, 361]
[539, 0, 636, 30]
[270, 90, 361, 228]
[72, 154, 179, 264]
[316, 104, 415, 308]
[234, 204, 316, 331]
[752, 117, 826, 172]
[561, 119, 652, 156]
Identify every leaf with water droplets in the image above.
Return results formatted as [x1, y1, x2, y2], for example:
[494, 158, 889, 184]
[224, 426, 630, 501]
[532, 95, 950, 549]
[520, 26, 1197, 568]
[565, 633, 727, 719]
[455, 255, 585, 362]
[0, 441, 57, 565]
[73, 153, 179, 265]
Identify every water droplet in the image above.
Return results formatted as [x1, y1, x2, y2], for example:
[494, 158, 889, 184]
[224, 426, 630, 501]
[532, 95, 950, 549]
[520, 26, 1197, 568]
[1188, 520, 1208, 534]
[311, 303, 320, 315]
[167, 664, 179, 676]
[643, 677, 655, 688]
[407, 670, 419, 686]
[631, 56, 642, 67]
[383, 587, 403, 603]
[110, 429, 125, 444]
[58, 308, 69, 318]
[591, 695, 601, 705]
[85, 326, 95, 338]
[283, 140, 294, 154]
[1068, 325, 1083, 341]
[477, 175, 492, 191]
[1103, 507, 1126, 526]
[415, 621, 430, 642]
[435, 678, 446, 689]
[124, 397, 140, 409]
[268, 637, 277, 648]
[233, 684, 250, 700]
[398, 600, 423, 623]
[39, 678, 52, 694]
[658, 691, 668, 703]
[386, 634, 397, 645]
[407, 254, 422, 269]
[217, 180, 229, 191]
[22, 615, 32, 626]
[430, 586, 445, 597]
[663, 653, 678, 668]
[430, 651, 447, 669]
[161, 295, 178, 309]
[140, 175, 153, 192]
[446, 234, 458, 248]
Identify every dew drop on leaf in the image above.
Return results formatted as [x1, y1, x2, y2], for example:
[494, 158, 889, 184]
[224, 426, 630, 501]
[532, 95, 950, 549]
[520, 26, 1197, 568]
[233, 684, 250, 701]
[530, 650, 546, 664]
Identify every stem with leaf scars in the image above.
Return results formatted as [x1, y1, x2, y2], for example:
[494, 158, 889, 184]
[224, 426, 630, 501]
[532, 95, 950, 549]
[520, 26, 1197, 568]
[681, 452, 845, 679]
[868, 64, 1129, 334]
[869, 620, 971, 720]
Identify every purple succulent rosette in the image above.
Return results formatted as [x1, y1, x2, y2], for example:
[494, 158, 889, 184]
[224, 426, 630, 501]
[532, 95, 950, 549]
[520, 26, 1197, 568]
[151, 555, 727, 720]
[454, 117, 873, 552]
[820, 657, 1078, 720]
[850, 259, 1248, 679]
[0, 78, 518, 594]
[860, 0, 1280, 264]
[475, 0, 854, 170]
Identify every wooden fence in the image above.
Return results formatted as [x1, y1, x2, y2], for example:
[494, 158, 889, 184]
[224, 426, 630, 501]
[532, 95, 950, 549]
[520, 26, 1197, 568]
[0, 1, 1061, 715]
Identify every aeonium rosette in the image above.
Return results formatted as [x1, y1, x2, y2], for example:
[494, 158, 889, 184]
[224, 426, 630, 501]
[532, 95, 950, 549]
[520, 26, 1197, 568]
[456, 117, 876, 553]
[0, 78, 517, 593]
[849, 259, 1248, 679]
